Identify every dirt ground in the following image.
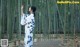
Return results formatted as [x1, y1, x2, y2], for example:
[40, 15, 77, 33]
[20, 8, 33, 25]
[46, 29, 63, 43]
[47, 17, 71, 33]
[0, 34, 80, 47]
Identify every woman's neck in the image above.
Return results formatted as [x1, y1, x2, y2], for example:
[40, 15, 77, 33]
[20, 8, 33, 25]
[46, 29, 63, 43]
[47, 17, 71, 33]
[30, 11, 33, 14]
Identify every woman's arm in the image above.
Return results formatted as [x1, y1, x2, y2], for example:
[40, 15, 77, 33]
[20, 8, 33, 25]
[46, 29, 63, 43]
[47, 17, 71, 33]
[21, 14, 26, 25]
[20, 5, 26, 25]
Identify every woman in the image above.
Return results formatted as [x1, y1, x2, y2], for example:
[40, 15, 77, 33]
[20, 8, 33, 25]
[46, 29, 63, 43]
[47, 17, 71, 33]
[21, 5, 36, 47]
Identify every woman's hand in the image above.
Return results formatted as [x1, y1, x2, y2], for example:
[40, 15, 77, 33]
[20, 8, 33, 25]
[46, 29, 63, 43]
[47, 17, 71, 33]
[21, 5, 24, 16]
[21, 5, 24, 10]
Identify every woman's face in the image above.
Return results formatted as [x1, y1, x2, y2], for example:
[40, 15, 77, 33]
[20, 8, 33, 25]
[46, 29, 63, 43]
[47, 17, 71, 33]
[29, 7, 32, 12]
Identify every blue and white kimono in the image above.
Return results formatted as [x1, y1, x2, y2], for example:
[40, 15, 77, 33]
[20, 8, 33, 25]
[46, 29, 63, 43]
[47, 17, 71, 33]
[21, 13, 35, 47]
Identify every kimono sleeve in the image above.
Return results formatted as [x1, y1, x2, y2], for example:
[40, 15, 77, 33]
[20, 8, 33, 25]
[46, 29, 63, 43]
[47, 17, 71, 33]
[21, 14, 26, 25]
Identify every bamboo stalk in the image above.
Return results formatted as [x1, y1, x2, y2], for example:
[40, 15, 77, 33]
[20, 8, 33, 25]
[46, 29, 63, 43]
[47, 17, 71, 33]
[0, 0, 2, 39]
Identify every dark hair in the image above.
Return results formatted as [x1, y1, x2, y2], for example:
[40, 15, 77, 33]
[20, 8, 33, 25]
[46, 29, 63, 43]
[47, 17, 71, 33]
[31, 6, 36, 17]
[28, 6, 36, 17]
[31, 6, 36, 13]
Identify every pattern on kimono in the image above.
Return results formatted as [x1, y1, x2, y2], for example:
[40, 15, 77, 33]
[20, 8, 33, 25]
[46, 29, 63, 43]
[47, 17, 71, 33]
[27, 35, 32, 44]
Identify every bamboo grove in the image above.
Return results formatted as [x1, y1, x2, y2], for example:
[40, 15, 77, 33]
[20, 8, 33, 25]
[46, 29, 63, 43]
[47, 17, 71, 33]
[0, 0, 80, 41]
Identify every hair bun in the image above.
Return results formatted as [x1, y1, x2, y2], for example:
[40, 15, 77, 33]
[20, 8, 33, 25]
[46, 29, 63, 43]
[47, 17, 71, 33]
[31, 6, 36, 12]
